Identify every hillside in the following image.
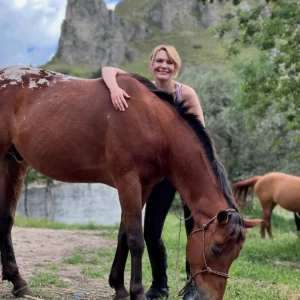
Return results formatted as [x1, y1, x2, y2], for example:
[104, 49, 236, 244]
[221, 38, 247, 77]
[43, 0, 232, 77]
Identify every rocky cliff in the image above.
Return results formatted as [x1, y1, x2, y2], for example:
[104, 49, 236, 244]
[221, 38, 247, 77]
[54, 0, 253, 69]
[56, 0, 129, 68]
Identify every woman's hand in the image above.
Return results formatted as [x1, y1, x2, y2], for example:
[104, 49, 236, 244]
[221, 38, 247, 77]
[110, 87, 130, 111]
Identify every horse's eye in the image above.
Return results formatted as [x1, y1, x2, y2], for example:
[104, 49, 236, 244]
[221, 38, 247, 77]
[210, 244, 222, 256]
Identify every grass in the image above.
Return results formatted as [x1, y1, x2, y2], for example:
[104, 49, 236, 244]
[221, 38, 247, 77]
[14, 214, 119, 230]
[15, 201, 300, 299]
[28, 271, 68, 288]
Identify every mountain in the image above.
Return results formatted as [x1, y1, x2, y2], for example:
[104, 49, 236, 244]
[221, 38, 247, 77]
[46, 0, 255, 76]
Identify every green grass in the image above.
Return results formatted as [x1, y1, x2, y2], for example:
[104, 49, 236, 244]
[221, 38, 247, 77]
[28, 271, 68, 288]
[43, 264, 60, 271]
[16, 202, 300, 299]
[115, 0, 152, 19]
[14, 214, 119, 230]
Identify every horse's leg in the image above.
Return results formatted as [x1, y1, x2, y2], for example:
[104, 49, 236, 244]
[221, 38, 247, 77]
[109, 217, 130, 300]
[294, 213, 300, 235]
[116, 180, 149, 300]
[260, 201, 276, 239]
[0, 157, 33, 297]
[110, 186, 153, 300]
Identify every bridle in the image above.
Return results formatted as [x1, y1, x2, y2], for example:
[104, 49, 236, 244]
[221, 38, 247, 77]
[178, 208, 236, 297]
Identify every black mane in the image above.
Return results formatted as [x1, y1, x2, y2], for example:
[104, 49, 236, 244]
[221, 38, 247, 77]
[130, 73, 244, 241]
[130, 74, 237, 207]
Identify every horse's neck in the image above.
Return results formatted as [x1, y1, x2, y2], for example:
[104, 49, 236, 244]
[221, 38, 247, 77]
[162, 130, 229, 222]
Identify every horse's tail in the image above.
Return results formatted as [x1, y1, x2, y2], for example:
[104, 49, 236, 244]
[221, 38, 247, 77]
[231, 176, 262, 210]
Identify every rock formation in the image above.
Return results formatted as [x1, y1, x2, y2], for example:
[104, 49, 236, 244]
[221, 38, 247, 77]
[54, 0, 254, 69]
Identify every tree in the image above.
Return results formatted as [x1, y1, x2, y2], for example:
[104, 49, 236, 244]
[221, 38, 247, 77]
[179, 67, 300, 181]
[216, 0, 300, 130]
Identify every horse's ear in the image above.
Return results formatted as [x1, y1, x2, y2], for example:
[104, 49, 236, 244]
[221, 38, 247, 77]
[244, 219, 262, 228]
[217, 210, 229, 224]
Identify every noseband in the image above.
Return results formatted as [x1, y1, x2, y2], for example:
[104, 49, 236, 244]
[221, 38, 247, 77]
[178, 209, 236, 297]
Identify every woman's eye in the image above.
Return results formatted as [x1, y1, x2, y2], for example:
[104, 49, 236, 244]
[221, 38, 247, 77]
[210, 244, 222, 256]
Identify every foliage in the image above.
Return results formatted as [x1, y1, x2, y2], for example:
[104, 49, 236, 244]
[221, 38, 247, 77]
[216, 0, 300, 130]
[178, 67, 300, 181]
[90, 68, 102, 78]
[25, 167, 47, 185]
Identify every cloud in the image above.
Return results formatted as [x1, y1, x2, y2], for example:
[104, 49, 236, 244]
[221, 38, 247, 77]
[0, 0, 121, 69]
[106, 0, 120, 10]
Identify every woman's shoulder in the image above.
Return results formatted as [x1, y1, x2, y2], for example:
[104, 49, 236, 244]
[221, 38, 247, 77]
[180, 84, 197, 98]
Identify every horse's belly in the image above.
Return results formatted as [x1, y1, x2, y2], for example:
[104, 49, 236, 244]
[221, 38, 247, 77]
[275, 195, 300, 212]
[33, 161, 113, 185]
[19, 147, 114, 186]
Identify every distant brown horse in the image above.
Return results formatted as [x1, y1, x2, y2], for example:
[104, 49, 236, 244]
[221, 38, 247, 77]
[231, 172, 300, 239]
[0, 66, 260, 300]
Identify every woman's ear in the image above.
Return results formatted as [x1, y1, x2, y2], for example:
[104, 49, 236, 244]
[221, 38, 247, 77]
[149, 63, 153, 72]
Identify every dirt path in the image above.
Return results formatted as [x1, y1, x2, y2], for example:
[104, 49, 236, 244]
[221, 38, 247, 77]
[0, 227, 118, 300]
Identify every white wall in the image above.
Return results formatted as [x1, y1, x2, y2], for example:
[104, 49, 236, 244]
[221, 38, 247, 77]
[17, 182, 121, 226]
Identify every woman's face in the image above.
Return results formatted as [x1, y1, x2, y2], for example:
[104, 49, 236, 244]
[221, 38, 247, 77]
[150, 50, 175, 81]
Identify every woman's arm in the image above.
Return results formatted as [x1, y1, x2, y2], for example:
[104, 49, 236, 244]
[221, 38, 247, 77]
[102, 67, 130, 111]
[182, 85, 205, 127]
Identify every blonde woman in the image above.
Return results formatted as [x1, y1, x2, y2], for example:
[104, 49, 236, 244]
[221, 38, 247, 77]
[102, 45, 205, 300]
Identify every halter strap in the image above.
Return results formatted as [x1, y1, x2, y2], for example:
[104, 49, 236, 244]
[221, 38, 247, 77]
[178, 208, 236, 296]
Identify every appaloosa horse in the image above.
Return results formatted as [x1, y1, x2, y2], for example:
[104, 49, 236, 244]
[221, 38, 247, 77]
[0, 66, 260, 300]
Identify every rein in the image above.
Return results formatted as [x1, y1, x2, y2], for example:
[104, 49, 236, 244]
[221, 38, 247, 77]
[178, 209, 236, 297]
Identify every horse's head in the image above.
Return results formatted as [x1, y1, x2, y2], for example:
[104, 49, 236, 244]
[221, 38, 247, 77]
[184, 209, 261, 300]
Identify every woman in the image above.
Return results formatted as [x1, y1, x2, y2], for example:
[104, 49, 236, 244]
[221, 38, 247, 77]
[102, 45, 205, 300]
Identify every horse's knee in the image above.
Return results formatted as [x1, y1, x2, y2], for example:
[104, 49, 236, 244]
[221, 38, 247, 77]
[0, 215, 14, 235]
[128, 235, 144, 256]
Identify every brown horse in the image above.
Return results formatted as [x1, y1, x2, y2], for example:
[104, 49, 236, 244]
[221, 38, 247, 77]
[0, 66, 260, 300]
[231, 172, 300, 239]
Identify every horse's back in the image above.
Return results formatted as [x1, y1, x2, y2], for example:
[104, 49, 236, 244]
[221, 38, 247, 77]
[257, 172, 300, 211]
[0, 67, 166, 187]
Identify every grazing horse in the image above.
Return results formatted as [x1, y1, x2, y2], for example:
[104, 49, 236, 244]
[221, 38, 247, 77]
[0, 66, 260, 300]
[231, 172, 300, 239]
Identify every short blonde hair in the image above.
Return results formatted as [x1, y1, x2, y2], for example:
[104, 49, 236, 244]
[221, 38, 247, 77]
[149, 45, 182, 78]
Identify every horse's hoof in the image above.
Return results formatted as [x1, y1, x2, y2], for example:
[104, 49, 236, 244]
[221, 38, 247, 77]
[12, 285, 34, 298]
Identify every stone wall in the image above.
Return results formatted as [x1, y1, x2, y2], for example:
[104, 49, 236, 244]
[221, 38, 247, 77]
[17, 182, 121, 226]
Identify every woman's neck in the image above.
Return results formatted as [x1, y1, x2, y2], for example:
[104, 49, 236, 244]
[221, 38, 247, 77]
[154, 78, 175, 94]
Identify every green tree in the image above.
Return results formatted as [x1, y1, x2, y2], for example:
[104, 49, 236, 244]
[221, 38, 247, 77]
[216, 0, 300, 130]
[179, 67, 300, 181]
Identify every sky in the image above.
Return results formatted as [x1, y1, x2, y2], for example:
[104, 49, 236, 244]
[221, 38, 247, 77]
[0, 0, 121, 68]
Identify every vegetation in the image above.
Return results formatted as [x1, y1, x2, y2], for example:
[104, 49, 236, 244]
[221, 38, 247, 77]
[178, 66, 300, 181]
[14, 214, 119, 230]
[216, 0, 300, 130]
[24, 0, 299, 216]
[14, 205, 300, 299]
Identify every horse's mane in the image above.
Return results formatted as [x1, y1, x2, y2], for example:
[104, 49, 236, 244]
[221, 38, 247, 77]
[129, 73, 244, 240]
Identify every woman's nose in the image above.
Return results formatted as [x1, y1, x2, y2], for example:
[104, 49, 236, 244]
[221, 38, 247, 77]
[161, 61, 167, 67]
